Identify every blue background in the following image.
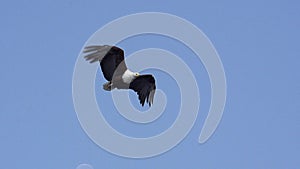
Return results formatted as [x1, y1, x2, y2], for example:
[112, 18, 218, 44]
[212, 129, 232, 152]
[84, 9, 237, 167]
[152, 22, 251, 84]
[1, 0, 299, 169]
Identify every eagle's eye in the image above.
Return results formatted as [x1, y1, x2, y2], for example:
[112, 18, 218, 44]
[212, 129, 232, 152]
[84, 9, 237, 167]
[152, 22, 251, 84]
[135, 73, 139, 76]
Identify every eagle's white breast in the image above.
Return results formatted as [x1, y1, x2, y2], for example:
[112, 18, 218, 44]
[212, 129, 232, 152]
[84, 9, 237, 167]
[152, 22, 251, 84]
[122, 69, 135, 84]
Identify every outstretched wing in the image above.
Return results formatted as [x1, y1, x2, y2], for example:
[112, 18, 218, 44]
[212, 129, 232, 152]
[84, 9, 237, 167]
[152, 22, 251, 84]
[83, 45, 127, 81]
[129, 75, 156, 106]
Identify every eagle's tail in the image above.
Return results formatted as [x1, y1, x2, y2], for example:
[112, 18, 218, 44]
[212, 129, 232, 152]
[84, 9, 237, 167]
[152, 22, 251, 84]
[103, 81, 114, 91]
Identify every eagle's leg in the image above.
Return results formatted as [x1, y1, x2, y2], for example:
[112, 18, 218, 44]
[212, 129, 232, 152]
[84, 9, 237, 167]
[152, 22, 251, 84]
[103, 81, 114, 91]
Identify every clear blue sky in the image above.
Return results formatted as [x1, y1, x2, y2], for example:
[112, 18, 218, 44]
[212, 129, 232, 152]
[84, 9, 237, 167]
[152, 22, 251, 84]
[1, 0, 299, 169]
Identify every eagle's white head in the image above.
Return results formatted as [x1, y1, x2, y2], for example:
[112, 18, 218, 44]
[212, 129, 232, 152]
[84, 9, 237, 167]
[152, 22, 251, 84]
[122, 69, 139, 84]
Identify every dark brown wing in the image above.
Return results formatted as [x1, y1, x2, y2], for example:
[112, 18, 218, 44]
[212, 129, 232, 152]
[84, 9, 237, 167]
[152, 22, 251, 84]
[129, 75, 156, 106]
[83, 45, 127, 81]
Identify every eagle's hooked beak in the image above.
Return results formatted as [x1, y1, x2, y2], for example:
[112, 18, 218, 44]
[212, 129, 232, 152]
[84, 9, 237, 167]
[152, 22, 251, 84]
[135, 73, 140, 77]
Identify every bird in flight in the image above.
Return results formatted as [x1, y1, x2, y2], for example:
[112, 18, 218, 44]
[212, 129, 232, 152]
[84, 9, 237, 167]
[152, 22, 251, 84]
[83, 45, 156, 107]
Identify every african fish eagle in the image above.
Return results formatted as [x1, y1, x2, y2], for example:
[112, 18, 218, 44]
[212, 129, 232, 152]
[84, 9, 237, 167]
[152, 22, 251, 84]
[83, 45, 156, 107]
